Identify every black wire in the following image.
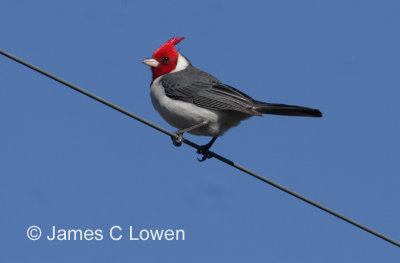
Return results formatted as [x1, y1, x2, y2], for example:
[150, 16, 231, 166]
[1, 49, 399, 248]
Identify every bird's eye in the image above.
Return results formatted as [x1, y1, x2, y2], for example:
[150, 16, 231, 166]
[161, 57, 170, 63]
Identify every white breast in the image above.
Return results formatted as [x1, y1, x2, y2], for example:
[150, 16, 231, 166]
[150, 77, 220, 136]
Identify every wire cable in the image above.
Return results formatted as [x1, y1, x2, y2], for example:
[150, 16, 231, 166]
[1, 49, 399, 248]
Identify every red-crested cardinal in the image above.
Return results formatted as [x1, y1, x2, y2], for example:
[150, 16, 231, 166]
[142, 37, 322, 161]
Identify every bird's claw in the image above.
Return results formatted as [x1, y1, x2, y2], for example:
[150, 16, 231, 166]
[171, 132, 215, 161]
[171, 133, 183, 147]
[196, 147, 213, 162]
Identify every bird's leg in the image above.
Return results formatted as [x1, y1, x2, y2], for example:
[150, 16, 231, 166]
[197, 137, 218, 162]
[171, 121, 208, 147]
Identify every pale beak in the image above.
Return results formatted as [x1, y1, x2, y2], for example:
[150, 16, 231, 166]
[142, 57, 159, 67]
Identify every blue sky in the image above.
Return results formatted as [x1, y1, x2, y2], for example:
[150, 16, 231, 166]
[1, 0, 400, 261]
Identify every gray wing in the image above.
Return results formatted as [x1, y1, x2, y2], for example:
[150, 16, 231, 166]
[160, 67, 261, 116]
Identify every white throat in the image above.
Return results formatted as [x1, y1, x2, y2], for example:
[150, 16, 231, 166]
[171, 52, 189, 73]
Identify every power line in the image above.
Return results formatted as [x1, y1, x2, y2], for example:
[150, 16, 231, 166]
[1, 49, 399, 248]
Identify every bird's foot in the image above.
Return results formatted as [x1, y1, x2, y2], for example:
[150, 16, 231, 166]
[196, 145, 214, 162]
[171, 132, 183, 147]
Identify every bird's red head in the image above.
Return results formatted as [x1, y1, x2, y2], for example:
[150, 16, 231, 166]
[142, 37, 185, 81]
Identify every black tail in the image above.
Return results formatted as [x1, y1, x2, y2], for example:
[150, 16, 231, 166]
[254, 101, 322, 117]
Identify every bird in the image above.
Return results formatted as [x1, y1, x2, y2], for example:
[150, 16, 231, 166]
[142, 37, 322, 161]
